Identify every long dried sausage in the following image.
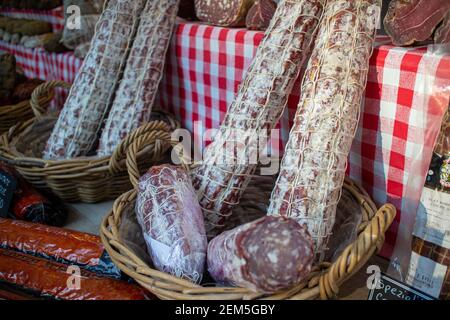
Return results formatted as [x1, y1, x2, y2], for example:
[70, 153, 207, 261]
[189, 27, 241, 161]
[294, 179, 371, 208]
[268, 0, 381, 261]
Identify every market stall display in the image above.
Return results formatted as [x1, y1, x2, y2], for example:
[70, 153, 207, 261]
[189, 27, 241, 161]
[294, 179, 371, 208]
[0, 0, 447, 301]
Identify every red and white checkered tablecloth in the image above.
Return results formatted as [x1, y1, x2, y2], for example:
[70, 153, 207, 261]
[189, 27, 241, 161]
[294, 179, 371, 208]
[0, 40, 82, 107]
[156, 22, 450, 258]
[0, 6, 65, 32]
[0, 21, 449, 258]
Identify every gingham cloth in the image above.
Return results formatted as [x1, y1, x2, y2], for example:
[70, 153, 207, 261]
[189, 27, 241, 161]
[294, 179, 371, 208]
[0, 6, 65, 32]
[1, 20, 449, 258]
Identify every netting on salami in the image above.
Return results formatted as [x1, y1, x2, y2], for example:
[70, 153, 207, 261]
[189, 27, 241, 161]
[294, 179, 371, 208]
[136, 165, 207, 284]
[207, 216, 314, 293]
[97, 0, 180, 156]
[190, 0, 325, 239]
[268, 0, 381, 261]
[43, 0, 146, 159]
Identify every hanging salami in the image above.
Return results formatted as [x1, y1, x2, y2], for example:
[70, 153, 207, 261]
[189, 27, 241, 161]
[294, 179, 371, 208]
[191, 0, 325, 239]
[268, 0, 381, 261]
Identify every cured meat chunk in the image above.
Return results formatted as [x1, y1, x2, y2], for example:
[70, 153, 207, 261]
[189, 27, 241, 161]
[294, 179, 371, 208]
[191, 0, 325, 239]
[43, 0, 146, 159]
[207, 216, 314, 293]
[384, 0, 450, 46]
[435, 10, 450, 44]
[246, 0, 277, 31]
[268, 0, 381, 261]
[136, 164, 207, 284]
[97, 0, 180, 156]
[195, 0, 255, 27]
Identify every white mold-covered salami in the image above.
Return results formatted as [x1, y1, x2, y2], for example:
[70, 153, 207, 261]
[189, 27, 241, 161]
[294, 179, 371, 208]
[191, 0, 325, 239]
[268, 0, 381, 261]
[207, 216, 314, 293]
[43, 0, 145, 160]
[97, 0, 180, 156]
[136, 164, 207, 284]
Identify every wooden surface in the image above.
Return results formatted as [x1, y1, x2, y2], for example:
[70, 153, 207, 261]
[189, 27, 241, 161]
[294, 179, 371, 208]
[63, 201, 391, 300]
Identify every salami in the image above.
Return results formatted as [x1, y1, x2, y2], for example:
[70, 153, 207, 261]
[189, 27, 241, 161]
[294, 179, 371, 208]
[0, 218, 121, 278]
[191, 0, 325, 239]
[0, 248, 148, 300]
[435, 10, 450, 44]
[97, 0, 180, 156]
[384, 0, 450, 46]
[207, 216, 314, 293]
[136, 164, 207, 284]
[268, 0, 381, 261]
[195, 0, 255, 27]
[246, 0, 277, 31]
[43, 0, 146, 159]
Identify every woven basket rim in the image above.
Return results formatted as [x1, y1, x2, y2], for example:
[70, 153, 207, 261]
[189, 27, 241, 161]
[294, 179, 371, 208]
[0, 81, 180, 175]
[99, 132, 397, 300]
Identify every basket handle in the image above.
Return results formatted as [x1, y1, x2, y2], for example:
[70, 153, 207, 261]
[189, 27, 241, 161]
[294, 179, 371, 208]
[306, 203, 396, 300]
[30, 80, 71, 118]
[108, 120, 173, 179]
[122, 128, 192, 189]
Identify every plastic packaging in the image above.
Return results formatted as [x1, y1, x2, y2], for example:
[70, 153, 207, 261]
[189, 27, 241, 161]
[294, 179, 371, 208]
[136, 164, 207, 283]
[387, 43, 450, 296]
[0, 248, 148, 300]
[0, 162, 67, 226]
[0, 218, 121, 279]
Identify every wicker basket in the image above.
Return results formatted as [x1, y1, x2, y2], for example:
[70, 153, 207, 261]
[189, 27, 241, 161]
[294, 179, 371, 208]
[0, 81, 179, 203]
[100, 134, 397, 300]
[0, 82, 54, 134]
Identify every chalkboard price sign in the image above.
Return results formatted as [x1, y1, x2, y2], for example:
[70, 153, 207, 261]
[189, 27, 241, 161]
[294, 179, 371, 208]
[368, 273, 435, 300]
[0, 170, 17, 218]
